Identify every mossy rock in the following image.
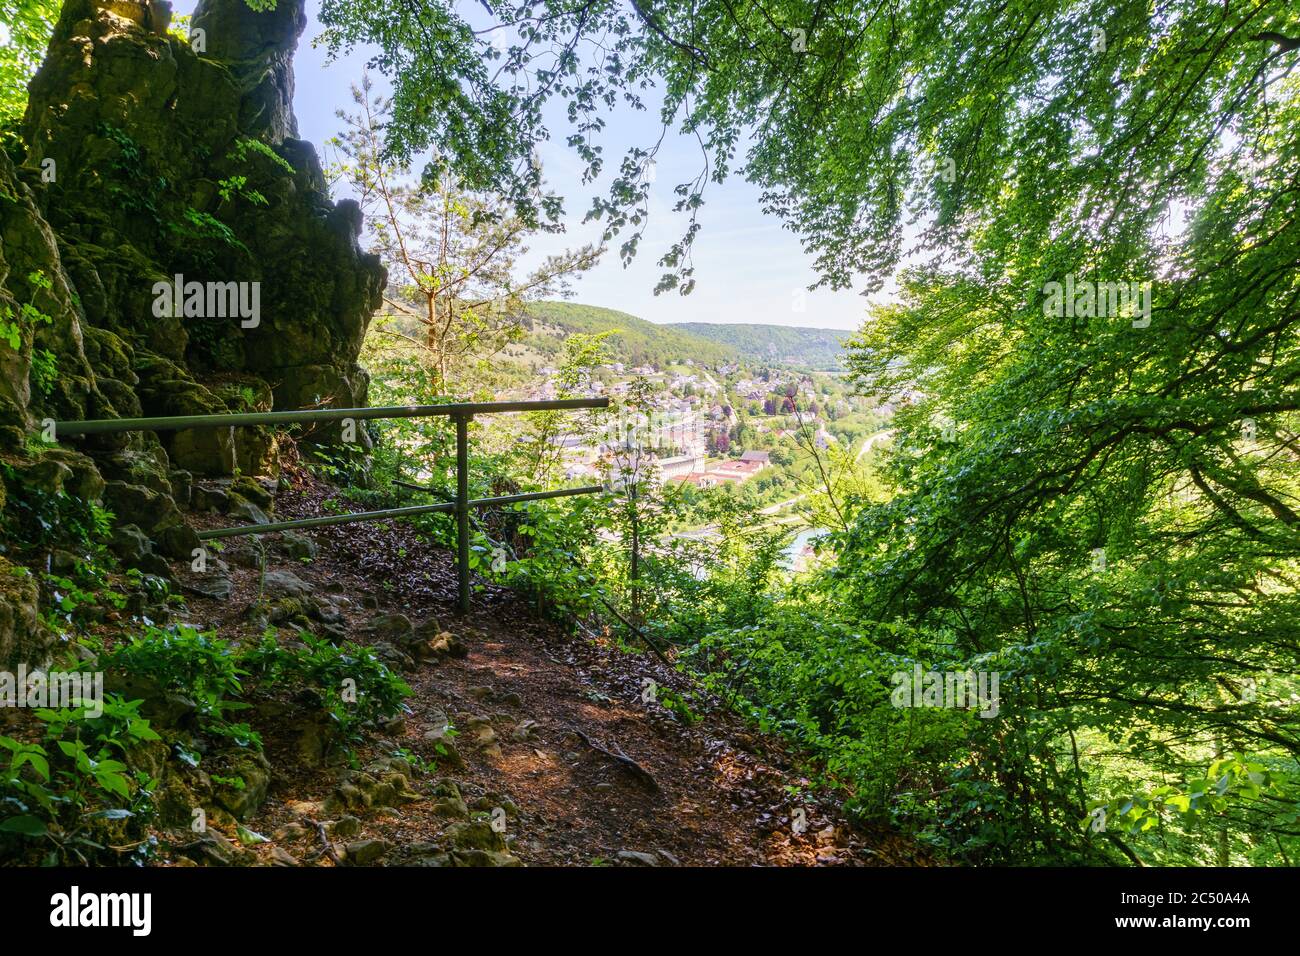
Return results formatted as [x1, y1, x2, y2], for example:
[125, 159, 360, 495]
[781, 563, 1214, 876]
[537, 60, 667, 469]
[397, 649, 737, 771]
[101, 480, 197, 558]
[231, 475, 273, 507]
[445, 820, 507, 853]
[211, 749, 272, 821]
[432, 796, 470, 819]
[0, 557, 46, 669]
[5, 0, 385, 490]
[38, 448, 108, 502]
[7, 457, 73, 496]
[95, 448, 171, 498]
[207, 375, 273, 413]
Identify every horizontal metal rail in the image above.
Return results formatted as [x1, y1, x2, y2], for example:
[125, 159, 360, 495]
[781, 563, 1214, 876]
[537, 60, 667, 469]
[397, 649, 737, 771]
[54, 398, 610, 611]
[197, 485, 603, 540]
[200, 501, 453, 538]
[54, 398, 608, 437]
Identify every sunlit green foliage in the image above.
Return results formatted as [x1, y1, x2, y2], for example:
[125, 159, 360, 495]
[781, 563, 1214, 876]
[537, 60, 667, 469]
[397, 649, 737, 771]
[328, 0, 1299, 865]
[0, 0, 58, 134]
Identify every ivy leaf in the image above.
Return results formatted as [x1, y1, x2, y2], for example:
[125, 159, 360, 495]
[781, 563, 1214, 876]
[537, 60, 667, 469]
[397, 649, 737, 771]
[0, 815, 48, 836]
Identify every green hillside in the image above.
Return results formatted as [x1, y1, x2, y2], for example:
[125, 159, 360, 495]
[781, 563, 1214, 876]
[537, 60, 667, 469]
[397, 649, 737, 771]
[524, 301, 847, 368]
[667, 321, 849, 369]
[523, 301, 738, 366]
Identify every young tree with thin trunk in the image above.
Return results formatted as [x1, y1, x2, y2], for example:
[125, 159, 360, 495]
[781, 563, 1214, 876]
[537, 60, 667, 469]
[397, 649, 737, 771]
[328, 75, 602, 392]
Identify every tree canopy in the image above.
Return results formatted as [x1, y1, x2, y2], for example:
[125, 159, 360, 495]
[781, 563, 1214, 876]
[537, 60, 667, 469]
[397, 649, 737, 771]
[311, 0, 1300, 862]
[314, 1, 1298, 294]
[0, 0, 58, 128]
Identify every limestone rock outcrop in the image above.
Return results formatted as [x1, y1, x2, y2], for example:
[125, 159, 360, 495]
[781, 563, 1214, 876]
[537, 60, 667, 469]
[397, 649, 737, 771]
[0, 0, 384, 666]
[12, 0, 384, 473]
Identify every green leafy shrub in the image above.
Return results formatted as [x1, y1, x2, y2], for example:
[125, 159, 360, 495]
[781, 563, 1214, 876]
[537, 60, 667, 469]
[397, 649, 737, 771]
[0, 697, 160, 865]
[171, 207, 248, 255]
[490, 497, 611, 622]
[0, 464, 114, 552]
[240, 631, 411, 748]
[29, 348, 57, 395]
[97, 123, 168, 224]
[228, 136, 295, 174]
[42, 566, 128, 630]
[686, 608, 974, 825]
[99, 625, 260, 749]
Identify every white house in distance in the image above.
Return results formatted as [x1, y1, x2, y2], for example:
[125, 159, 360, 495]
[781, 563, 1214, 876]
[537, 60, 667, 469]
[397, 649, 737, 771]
[658, 454, 706, 480]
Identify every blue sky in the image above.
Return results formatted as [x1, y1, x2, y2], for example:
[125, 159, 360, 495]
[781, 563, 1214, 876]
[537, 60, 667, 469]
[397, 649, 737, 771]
[173, 2, 883, 332]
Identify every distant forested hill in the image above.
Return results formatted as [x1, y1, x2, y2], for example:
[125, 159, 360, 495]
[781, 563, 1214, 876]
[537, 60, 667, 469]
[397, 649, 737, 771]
[523, 301, 847, 368]
[523, 301, 736, 366]
[667, 322, 848, 369]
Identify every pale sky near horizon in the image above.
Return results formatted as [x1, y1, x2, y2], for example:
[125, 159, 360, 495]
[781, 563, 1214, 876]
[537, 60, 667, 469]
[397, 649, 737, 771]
[171, 1, 889, 332]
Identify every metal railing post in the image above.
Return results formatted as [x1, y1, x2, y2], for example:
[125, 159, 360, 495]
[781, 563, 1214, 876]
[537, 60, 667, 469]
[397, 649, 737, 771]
[52, 397, 611, 615]
[455, 413, 471, 613]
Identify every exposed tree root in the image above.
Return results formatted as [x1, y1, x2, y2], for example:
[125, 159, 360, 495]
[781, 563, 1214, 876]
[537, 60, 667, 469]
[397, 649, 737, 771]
[566, 727, 660, 793]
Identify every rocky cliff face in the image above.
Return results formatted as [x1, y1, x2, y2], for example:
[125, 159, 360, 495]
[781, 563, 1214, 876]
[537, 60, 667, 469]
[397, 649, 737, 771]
[0, 0, 385, 666]
[15, 0, 383, 470]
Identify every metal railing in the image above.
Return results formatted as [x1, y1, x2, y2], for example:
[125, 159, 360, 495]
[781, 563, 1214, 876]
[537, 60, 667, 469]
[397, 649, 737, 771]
[56, 398, 610, 611]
